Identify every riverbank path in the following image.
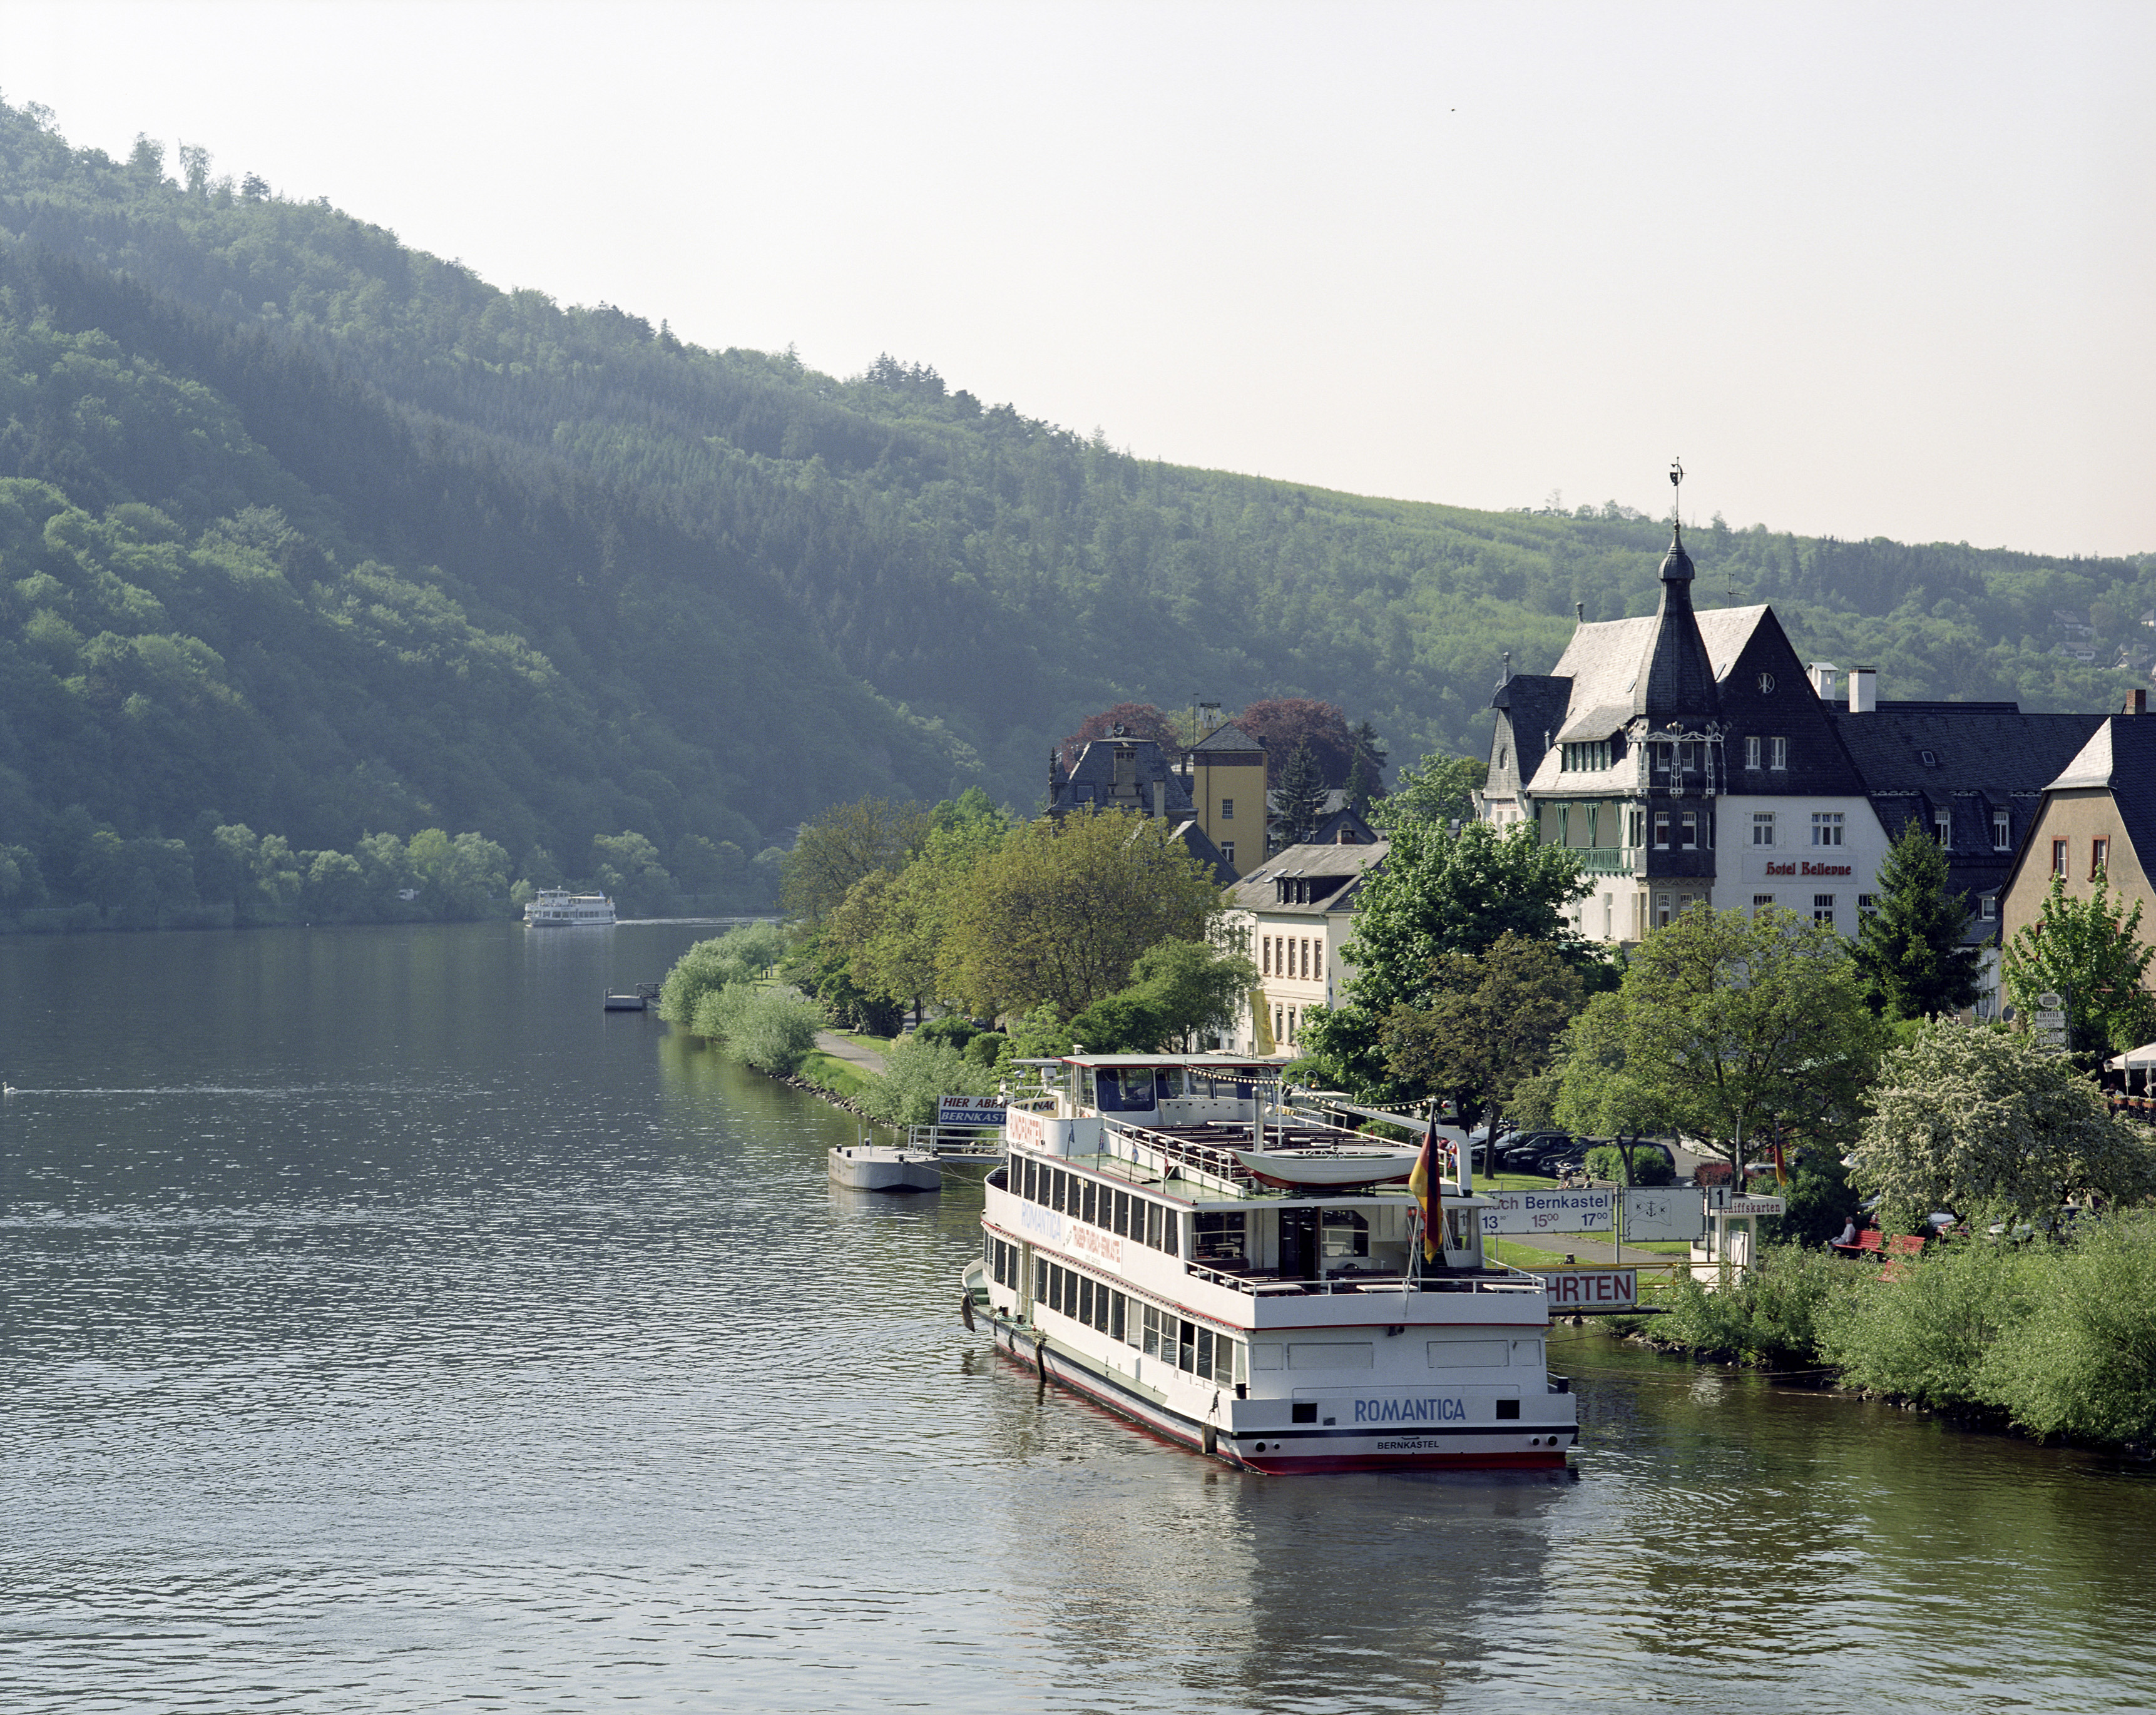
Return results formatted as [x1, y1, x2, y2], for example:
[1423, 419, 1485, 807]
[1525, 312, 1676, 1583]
[814, 1031, 889, 1076]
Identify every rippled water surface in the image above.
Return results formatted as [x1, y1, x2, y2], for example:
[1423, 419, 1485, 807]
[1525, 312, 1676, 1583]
[4, 922, 2155, 1712]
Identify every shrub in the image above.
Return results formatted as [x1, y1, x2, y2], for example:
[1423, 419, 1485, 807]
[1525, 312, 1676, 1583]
[658, 920, 788, 1024]
[1695, 1160, 1734, 1188]
[1585, 1143, 1676, 1186]
[1975, 1213, 2156, 1445]
[1655, 1244, 1849, 1366]
[685, 980, 825, 1076]
[857, 1036, 1001, 1126]
[1816, 1238, 2037, 1413]
[963, 1031, 1008, 1069]
[914, 1015, 980, 1051]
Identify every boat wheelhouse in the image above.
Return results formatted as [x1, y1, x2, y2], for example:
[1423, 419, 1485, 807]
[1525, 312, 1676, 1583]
[964, 1053, 1576, 1473]
[524, 888, 617, 927]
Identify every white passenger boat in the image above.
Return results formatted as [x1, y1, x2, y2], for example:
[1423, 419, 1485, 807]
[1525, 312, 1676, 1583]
[524, 888, 616, 927]
[830, 1143, 942, 1192]
[963, 1053, 1576, 1473]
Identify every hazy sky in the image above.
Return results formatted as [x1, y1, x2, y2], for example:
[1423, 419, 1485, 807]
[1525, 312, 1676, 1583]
[6, 0, 2152, 557]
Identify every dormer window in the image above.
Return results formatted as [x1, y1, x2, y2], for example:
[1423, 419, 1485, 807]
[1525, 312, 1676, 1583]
[1993, 809, 2011, 851]
[1920, 749, 1938, 766]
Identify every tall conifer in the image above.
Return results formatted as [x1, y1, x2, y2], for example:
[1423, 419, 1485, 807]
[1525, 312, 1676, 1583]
[1851, 822, 1983, 1019]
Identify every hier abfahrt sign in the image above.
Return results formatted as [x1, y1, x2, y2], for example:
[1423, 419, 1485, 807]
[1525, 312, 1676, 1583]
[1531, 1267, 1638, 1312]
[938, 1095, 1007, 1128]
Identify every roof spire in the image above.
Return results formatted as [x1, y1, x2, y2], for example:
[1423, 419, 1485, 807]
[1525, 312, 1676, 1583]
[1660, 456, 1694, 583]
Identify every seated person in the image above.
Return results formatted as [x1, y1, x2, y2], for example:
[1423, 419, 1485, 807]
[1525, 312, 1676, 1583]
[1827, 1216, 1859, 1250]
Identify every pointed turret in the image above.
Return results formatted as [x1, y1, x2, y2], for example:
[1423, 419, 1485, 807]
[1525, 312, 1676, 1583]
[1632, 522, 1719, 723]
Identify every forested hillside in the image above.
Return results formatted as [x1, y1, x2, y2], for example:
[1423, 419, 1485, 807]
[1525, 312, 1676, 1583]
[0, 98, 2148, 925]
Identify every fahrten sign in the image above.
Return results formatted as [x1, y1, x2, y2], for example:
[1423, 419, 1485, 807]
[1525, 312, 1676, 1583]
[1531, 1268, 1637, 1311]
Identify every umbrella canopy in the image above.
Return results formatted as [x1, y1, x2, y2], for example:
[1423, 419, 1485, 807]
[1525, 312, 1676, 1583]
[2107, 1041, 2156, 1070]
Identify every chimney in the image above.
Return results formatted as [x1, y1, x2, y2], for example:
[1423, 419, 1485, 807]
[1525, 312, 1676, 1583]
[1808, 661, 1838, 700]
[1848, 666, 1878, 714]
[1152, 777, 1165, 817]
[2129, 690, 2148, 716]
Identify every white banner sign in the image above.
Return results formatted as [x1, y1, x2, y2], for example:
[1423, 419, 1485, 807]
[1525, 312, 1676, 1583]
[939, 1095, 1007, 1128]
[1705, 1192, 1787, 1217]
[1478, 1188, 1616, 1235]
[1617, 1188, 1707, 1243]
[1530, 1268, 1638, 1311]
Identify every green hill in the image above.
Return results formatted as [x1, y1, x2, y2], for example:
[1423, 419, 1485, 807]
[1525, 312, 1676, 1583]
[0, 99, 2148, 924]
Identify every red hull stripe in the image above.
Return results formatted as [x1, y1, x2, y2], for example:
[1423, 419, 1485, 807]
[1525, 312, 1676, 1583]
[993, 1322, 1573, 1473]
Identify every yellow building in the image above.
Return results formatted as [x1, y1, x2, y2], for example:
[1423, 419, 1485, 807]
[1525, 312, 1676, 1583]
[1182, 723, 1269, 878]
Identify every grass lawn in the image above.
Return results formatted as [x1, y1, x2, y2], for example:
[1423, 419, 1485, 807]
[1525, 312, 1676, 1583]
[833, 1031, 897, 1055]
[797, 1051, 873, 1102]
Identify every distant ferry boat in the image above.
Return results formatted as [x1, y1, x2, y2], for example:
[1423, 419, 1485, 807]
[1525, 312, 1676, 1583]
[524, 888, 616, 927]
[963, 1053, 1576, 1473]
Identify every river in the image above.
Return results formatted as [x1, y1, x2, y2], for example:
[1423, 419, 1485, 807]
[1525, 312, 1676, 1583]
[3, 921, 2153, 1712]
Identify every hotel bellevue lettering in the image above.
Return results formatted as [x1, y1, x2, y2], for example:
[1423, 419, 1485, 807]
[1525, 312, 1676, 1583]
[1761, 860, 1852, 877]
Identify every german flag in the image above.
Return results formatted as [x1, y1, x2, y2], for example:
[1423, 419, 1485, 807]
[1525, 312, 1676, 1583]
[1408, 1112, 1444, 1263]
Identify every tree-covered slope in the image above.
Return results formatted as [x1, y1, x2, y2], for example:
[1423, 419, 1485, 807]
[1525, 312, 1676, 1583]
[0, 98, 2148, 919]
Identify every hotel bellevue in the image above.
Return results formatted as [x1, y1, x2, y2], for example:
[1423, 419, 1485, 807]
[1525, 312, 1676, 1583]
[1229, 524, 2122, 1050]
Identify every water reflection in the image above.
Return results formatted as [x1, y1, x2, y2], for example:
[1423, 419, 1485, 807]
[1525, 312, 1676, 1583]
[3, 924, 2155, 1712]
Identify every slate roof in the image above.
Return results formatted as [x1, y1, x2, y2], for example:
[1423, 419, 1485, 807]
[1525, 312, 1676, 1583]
[1827, 702, 2103, 929]
[1169, 818, 1240, 887]
[1051, 736, 1196, 817]
[1191, 723, 1265, 756]
[1635, 529, 1720, 722]
[1227, 840, 1389, 913]
[2031, 713, 2156, 883]
[1490, 672, 1573, 790]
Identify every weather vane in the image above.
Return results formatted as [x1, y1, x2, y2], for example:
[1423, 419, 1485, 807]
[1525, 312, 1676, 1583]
[1669, 456, 1684, 528]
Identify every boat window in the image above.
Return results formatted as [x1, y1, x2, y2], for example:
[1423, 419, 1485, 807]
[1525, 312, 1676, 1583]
[1321, 1209, 1370, 1259]
[1109, 1291, 1126, 1342]
[1078, 1275, 1094, 1325]
[1113, 1189, 1131, 1237]
[1034, 1259, 1048, 1303]
[1287, 1342, 1374, 1370]
[1428, 1340, 1508, 1368]
[1143, 1305, 1165, 1360]
[1093, 1281, 1111, 1334]
[1081, 1178, 1098, 1227]
[1250, 1342, 1283, 1371]
[1022, 1158, 1038, 1202]
[1051, 1169, 1068, 1214]
[1194, 1211, 1247, 1263]
[1195, 1327, 1214, 1378]
[1145, 1202, 1165, 1251]
[1178, 1318, 1199, 1372]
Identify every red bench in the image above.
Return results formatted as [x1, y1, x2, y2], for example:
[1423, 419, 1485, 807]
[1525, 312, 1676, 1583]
[1830, 1229, 1926, 1260]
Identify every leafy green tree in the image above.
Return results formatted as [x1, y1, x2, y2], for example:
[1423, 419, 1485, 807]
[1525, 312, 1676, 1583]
[1270, 736, 1329, 848]
[2001, 872, 2156, 1060]
[941, 807, 1223, 1017]
[1852, 1019, 2156, 1231]
[1376, 932, 1587, 1139]
[1563, 905, 1888, 1188]
[1067, 937, 1257, 1054]
[1374, 753, 1488, 830]
[1852, 823, 1983, 1019]
[781, 796, 930, 923]
[591, 830, 676, 917]
[1302, 819, 1591, 1094]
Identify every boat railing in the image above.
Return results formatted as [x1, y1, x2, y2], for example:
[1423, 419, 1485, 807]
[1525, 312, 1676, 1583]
[1100, 1119, 1256, 1193]
[1182, 1258, 1548, 1296]
[906, 1124, 1006, 1161]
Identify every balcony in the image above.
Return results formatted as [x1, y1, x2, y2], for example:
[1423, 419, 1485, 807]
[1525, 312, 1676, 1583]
[1577, 847, 1640, 876]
